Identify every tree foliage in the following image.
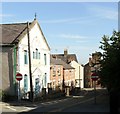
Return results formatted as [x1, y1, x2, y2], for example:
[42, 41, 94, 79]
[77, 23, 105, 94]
[99, 31, 120, 91]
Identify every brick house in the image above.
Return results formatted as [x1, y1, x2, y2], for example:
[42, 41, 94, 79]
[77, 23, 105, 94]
[51, 49, 84, 89]
[50, 56, 75, 91]
[84, 52, 101, 88]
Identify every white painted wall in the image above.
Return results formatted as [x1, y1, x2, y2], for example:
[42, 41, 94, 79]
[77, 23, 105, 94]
[70, 60, 84, 88]
[17, 22, 50, 95]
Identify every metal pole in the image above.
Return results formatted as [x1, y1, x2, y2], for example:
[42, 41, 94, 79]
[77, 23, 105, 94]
[94, 80, 96, 104]
[27, 22, 33, 102]
[18, 81, 21, 102]
[79, 66, 80, 89]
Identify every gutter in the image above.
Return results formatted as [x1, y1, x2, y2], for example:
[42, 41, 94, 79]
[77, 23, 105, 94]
[0, 43, 15, 47]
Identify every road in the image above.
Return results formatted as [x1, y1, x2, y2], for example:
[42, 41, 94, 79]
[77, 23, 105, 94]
[1, 88, 110, 114]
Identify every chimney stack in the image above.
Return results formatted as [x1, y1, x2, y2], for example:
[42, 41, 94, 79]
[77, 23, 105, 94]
[64, 49, 68, 57]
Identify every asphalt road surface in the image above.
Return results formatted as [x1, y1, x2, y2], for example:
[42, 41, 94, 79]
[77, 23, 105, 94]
[1, 88, 110, 114]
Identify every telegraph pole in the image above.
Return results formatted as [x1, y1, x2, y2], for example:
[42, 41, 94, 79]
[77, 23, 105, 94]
[79, 66, 80, 89]
[27, 22, 33, 102]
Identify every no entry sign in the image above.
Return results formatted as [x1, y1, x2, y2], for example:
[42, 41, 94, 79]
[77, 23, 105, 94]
[91, 72, 98, 81]
[16, 73, 22, 81]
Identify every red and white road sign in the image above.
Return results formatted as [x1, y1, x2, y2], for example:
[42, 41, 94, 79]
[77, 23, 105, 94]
[91, 72, 98, 81]
[16, 73, 22, 81]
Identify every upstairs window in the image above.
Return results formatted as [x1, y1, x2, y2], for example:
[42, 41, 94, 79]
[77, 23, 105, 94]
[24, 50, 28, 64]
[57, 67, 61, 76]
[53, 66, 56, 76]
[36, 48, 38, 59]
[44, 54, 47, 65]
[33, 51, 35, 59]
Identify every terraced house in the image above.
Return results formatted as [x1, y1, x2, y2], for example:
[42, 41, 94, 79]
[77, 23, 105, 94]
[50, 49, 84, 90]
[0, 18, 50, 98]
[50, 55, 75, 91]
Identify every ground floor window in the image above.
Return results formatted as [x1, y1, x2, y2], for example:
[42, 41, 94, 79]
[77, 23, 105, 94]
[24, 74, 28, 92]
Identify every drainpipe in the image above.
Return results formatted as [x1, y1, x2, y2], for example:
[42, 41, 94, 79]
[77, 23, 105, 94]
[13, 45, 17, 83]
[13, 45, 17, 94]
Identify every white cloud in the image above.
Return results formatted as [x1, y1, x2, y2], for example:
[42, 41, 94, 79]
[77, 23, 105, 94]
[0, 14, 14, 17]
[60, 34, 87, 39]
[40, 18, 78, 24]
[95, 8, 117, 21]
[40, 17, 92, 24]
[87, 3, 118, 21]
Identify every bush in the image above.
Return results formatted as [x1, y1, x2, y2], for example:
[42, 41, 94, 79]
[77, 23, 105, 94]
[0, 90, 17, 102]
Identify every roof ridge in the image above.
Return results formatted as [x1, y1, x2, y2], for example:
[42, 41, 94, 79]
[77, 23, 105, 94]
[0, 22, 32, 25]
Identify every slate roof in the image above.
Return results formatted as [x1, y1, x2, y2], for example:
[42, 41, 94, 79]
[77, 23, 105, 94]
[0, 19, 50, 50]
[0, 23, 28, 44]
[50, 56, 74, 69]
[51, 54, 78, 63]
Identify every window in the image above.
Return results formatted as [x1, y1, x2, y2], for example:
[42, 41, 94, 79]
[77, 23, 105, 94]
[44, 54, 47, 65]
[57, 67, 61, 76]
[36, 48, 38, 59]
[39, 52, 40, 59]
[24, 50, 28, 64]
[53, 66, 56, 76]
[24, 74, 28, 92]
[33, 51, 35, 59]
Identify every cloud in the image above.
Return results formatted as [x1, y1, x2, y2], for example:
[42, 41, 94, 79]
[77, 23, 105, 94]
[40, 18, 77, 24]
[59, 34, 87, 39]
[0, 14, 14, 17]
[95, 8, 117, 21]
[87, 3, 118, 21]
[40, 17, 92, 24]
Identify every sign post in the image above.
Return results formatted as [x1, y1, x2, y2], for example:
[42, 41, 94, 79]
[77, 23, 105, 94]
[16, 73, 22, 102]
[91, 72, 98, 104]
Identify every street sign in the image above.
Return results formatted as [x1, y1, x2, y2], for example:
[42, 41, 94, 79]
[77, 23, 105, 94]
[16, 73, 22, 81]
[91, 72, 98, 81]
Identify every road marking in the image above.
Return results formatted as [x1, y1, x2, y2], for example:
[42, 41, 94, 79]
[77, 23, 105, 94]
[41, 98, 70, 105]
[73, 96, 84, 98]
[6, 105, 38, 112]
[6, 106, 17, 111]
[20, 107, 37, 112]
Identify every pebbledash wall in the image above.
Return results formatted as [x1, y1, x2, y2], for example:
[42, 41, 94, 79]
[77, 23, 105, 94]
[17, 21, 50, 95]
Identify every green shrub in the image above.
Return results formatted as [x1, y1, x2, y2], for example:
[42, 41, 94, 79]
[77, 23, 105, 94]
[0, 90, 17, 102]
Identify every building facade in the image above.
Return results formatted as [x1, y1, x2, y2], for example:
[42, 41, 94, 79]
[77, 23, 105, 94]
[70, 60, 84, 88]
[84, 52, 101, 88]
[50, 56, 75, 91]
[0, 19, 50, 97]
[51, 49, 84, 89]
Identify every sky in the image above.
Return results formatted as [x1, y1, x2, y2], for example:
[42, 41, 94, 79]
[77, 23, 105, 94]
[1, 2, 118, 64]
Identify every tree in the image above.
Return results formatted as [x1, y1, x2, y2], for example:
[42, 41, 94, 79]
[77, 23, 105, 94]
[100, 31, 120, 91]
[99, 31, 120, 114]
